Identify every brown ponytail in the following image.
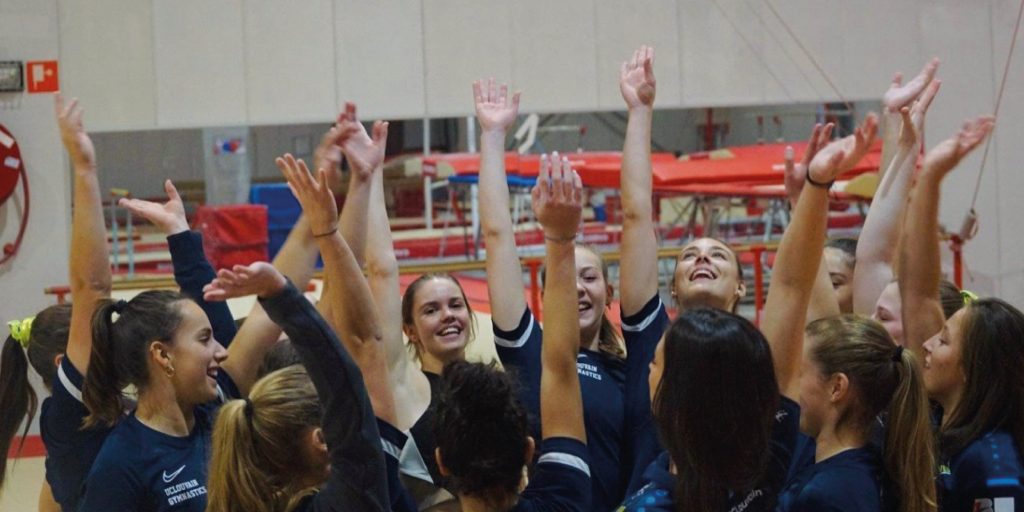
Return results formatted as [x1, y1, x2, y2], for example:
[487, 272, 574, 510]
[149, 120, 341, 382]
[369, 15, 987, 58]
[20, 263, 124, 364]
[207, 366, 321, 512]
[82, 291, 187, 428]
[0, 335, 37, 491]
[806, 316, 936, 512]
[885, 348, 938, 512]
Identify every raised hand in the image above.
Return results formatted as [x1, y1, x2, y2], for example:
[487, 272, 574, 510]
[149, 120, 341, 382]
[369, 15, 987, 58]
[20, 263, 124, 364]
[335, 102, 389, 180]
[313, 113, 346, 192]
[923, 116, 995, 176]
[203, 262, 288, 301]
[784, 123, 834, 204]
[883, 58, 939, 113]
[619, 45, 656, 109]
[275, 154, 338, 236]
[473, 78, 520, 133]
[809, 113, 879, 184]
[55, 95, 97, 171]
[531, 151, 583, 241]
[118, 180, 189, 235]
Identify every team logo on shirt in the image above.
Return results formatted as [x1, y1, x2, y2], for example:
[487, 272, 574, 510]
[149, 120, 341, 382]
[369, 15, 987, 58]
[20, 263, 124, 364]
[162, 465, 186, 483]
[974, 498, 1015, 512]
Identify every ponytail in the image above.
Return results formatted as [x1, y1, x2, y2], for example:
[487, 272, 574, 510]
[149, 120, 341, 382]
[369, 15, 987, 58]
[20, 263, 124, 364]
[82, 291, 187, 428]
[207, 366, 320, 512]
[597, 315, 625, 361]
[884, 349, 938, 512]
[806, 316, 937, 512]
[0, 335, 37, 491]
[82, 300, 128, 428]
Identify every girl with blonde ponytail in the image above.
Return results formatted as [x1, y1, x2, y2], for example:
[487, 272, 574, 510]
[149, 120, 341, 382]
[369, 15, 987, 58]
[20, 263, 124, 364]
[777, 315, 936, 512]
[204, 149, 400, 512]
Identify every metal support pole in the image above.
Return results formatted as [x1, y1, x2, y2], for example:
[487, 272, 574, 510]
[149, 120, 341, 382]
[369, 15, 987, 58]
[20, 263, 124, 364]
[753, 245, 765, 326]
[423, 118, 433, 230]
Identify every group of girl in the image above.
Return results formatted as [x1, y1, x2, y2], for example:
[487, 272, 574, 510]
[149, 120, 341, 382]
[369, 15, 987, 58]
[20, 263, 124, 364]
[1, 44, 1022, 512]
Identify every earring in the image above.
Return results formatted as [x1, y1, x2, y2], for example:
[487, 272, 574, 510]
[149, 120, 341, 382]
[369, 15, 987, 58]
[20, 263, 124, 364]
[164, 364, 175, 378]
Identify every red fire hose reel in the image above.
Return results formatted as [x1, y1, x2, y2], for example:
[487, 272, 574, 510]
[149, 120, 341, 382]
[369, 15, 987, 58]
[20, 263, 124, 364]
[0, 123, 30, 265]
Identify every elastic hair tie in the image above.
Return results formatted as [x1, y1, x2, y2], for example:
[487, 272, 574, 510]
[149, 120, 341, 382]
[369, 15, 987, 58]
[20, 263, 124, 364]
[805, 172, 834, 189]
[111, 299, 128, 314]
[892, 346, 904, 363]
[7, 316, 34, 349]
[243, 397, 255, 419]
[961, 290, 978, 305]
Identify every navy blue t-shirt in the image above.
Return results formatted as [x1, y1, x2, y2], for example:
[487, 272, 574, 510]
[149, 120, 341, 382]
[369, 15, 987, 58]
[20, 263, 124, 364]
[39, 358, 113, 512]
[514, 437, 593, 512]
[619, 294, 669, 495]
[938, 430, 1024, 512]
[76, 372, 239, 512]
[494, 307, 625, 511]
[378, 419, 418, 512]
[262, 282, 390, 512]
[619, 396, 801, 512]
[776, 447, 883, 512]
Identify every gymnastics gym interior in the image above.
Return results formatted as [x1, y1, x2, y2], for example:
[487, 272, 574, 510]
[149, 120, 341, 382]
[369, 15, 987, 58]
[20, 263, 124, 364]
[2, 1, 1024, 510]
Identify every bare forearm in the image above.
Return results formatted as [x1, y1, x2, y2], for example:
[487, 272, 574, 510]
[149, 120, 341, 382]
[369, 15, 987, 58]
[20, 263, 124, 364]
[807, 255, 841, 323]
[877, 111, 902, 180]
[339, 174, 373, 268]
[70, 168, 111, 296]
[318, 232, 383, 345]
[479, 129, 527, 326]
[620, 107, 660, 314]
[853, 145, 916, 314]
[540, 240, 584, 440]
[898, 171, 945, 350]
[273, 215, 320, 290]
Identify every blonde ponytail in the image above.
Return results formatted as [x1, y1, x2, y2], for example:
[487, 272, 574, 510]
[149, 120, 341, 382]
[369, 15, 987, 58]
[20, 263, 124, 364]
[207, 366, 322, 512]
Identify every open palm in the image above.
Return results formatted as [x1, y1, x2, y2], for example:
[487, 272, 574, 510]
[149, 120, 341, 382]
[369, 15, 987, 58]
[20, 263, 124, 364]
[473, 78, 520, 132]
[619, 45, 656, 108]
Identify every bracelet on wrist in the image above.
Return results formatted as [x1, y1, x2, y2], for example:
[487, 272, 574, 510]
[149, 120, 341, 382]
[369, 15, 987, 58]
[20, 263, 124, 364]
[544, 233, 577, 244]
[805, 173, 834, 189]
[313, 227, 338, 238]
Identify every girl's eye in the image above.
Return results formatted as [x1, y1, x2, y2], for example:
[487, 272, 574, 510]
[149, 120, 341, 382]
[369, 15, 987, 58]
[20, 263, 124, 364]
[423, 307, 436, 315]
[682, 253, 696, 261]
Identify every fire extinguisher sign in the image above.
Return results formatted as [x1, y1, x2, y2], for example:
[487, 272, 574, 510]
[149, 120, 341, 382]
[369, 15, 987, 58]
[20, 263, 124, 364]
[26, 60, 59, 94]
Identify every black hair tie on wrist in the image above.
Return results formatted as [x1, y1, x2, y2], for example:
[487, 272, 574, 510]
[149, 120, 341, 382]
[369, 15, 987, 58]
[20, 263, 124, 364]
[805, 172, 835, 189]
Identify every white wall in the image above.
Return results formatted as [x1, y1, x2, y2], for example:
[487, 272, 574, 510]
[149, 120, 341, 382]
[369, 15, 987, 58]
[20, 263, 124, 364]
[51, 0, 1024, 305]
[0, 0, 69, 438]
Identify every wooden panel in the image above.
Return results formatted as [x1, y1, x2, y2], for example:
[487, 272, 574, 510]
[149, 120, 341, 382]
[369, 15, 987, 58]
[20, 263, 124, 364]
[422, 0, 513, 118]
[335, 0, 426, 119]
[678, 0, 765, 107]
[244, 0, 336, 125]
[509, 0, 599, 113]
[153, 0, 247, 127]
[593, 0, 683, 109]
[58, 0, 156, 130]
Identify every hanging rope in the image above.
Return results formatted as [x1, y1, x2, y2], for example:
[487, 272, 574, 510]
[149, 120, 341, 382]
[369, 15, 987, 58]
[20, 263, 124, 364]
[969, 0, 1024, 210]
[741, 0, 828, 102]
[760, 0, 852, 111]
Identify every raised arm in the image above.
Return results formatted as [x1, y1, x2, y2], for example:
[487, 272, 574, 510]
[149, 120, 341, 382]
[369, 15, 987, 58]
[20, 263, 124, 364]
[764, 115, 878, 400]
[618, 46, 660, 315]
[783, 124, 841, 322]
[57, 96, 110, 374]
[475, 79, 528, 329]
[878, 58, 939, 178]
[277, 153, 397, 424]
[334, 104, 430, 430]
[534, 154, 587, 442]
[119, 180, 237, 346]
[898, 116, 993, 356]
[854, 78, 941, 315]
[204, 263, 390, 512]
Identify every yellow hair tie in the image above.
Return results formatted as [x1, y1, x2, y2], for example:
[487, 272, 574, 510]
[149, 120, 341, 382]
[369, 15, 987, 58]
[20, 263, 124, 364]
[7, 316, 34, 349]
[961, 290, 979, 305]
